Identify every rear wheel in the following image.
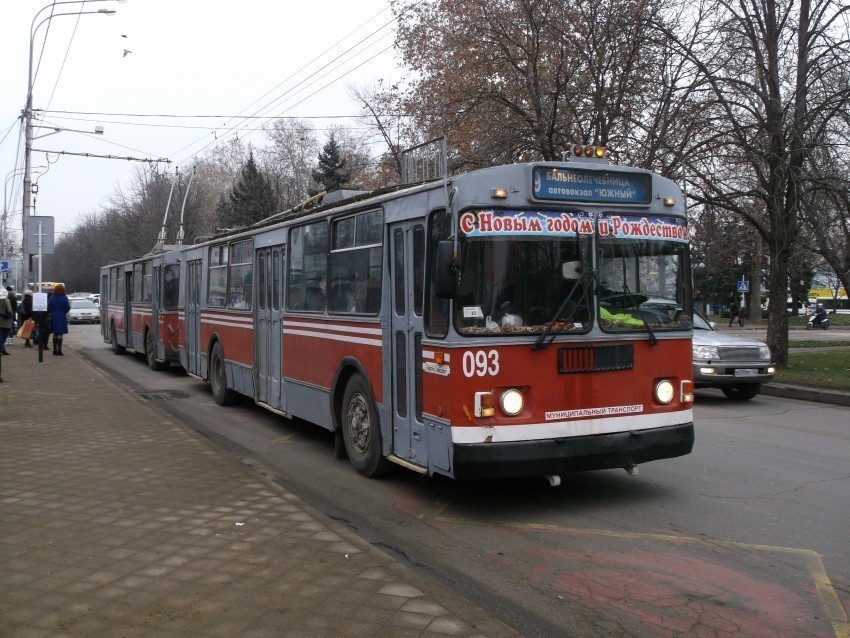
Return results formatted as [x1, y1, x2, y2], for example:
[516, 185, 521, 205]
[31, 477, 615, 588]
[721, 384, 760, 400]
[110, 323, 125, 355]
[146, 329, 164, 371]
[209, 342, 237, 406]
[341, 374, 393, 477]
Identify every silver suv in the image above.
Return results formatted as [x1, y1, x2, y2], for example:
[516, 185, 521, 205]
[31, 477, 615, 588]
[692, 312, 775, 400]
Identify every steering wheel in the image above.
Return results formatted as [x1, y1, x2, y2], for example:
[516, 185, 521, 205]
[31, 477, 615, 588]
[602, 292, 648, 309]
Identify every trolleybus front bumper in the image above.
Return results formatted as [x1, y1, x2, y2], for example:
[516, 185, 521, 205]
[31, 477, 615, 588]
[450, 423, 694, 480]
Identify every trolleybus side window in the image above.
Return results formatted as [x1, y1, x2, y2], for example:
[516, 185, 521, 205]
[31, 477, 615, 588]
[110, 267, 121, 302]
[413, 225, 425, 317]
[328, 209, 383, 315]
[132, 263, 143, 302]
[393, 228, 404, 316]
[288, 221, 328, 312]
[425, 209, 451, 337]
[228, 239, 253, 310]
[163, 265, 179, 310]
[141, 261, 152, 303]
[273, 248, 283, 311]
[208, 245, 228, 308]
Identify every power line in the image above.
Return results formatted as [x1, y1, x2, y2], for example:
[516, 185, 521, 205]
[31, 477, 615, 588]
[169, 1, 421, 167]
[43, 110, 398, 119]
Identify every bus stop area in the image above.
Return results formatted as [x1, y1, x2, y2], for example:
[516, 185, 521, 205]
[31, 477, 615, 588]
[0, 345, 515, 638]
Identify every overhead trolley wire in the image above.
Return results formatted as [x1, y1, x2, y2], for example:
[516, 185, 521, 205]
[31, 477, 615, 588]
[169, 1, 422, 167]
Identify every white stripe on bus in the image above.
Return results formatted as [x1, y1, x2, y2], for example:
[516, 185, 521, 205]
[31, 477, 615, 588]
[284, 328, 382, 347]
[450, 409, 693, 444]
[283, 319, 381, 337]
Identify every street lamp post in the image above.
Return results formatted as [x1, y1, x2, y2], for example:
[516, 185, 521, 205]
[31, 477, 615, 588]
[22, 0, 119, 289]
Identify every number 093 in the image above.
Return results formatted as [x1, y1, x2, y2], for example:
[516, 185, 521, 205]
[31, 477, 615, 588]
[462, 350, 500, 377]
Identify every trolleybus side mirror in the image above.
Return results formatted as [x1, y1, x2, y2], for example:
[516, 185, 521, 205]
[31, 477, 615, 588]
[435, 240, 458, 299]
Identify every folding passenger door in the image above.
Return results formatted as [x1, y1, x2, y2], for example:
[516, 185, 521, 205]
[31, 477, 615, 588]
[389, 222, 426, 467]
[152, 265, 161, 355]
[255, 245, 285, 412]
[184, 259, 202, 376]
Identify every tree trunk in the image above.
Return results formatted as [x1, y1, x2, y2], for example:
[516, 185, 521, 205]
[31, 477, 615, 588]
[766, 257, 790, 367]
[749, 229, 763, 322]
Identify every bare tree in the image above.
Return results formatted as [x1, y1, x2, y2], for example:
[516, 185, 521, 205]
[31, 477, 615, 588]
[388, 0, 669, 169]
[660, 0, 850, 366]
[258, 119, 319, 209]
[803, 143, 850, 300]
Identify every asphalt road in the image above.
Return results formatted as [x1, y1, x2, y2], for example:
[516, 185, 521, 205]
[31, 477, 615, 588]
[72, 324, 850, 638]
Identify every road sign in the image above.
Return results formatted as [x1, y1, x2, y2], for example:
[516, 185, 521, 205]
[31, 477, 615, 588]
[0, 261, 7, 272]
[737, 279, 749, 293]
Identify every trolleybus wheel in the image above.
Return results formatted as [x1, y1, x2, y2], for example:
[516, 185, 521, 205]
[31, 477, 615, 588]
[721, 384, 760, 401]
[146, 329, 165, 371]
[110, 324, 125, 355]
[341, 374, 392, 477]
[210, 342, 237, 406]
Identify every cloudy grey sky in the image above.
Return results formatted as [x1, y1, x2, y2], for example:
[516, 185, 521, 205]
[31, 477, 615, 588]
[1, 0, 400, 239]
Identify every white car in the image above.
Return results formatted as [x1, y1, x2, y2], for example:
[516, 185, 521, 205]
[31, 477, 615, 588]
[692, 312, 775, 400]
[68, 298, 100, 324]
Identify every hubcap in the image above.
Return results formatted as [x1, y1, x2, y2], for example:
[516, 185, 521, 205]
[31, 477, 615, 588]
[347, 392, 370, 454]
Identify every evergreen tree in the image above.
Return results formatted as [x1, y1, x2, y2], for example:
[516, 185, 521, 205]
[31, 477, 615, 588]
[220, 151, 277, 228]
[311, 134, 351, 195]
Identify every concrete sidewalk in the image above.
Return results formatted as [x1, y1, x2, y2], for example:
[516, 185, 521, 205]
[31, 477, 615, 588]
[0, 343, 516, 637]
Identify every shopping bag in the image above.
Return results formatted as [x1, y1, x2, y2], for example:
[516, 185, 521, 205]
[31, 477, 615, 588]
[17, 319, 34, 340]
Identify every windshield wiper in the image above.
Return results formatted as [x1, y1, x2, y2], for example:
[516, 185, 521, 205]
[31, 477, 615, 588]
[532, 270, 593, 351]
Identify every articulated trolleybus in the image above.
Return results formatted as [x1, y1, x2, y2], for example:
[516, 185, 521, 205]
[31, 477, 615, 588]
[102, 144, 694, 482]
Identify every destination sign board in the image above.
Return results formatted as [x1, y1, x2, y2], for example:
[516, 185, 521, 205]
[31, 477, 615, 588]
[533, 167, 651, 204]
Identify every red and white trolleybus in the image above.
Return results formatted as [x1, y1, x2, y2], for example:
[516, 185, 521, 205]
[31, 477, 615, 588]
[103, 145, 695, 481]
[100, 247, 182, 370]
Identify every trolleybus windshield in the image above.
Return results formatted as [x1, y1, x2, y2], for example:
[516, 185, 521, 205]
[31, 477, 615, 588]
[596, 214, 691, 332]
[454, 209, 594, 335]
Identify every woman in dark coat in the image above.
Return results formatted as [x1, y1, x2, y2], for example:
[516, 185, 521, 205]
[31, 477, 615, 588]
[47, 283, 71, 355]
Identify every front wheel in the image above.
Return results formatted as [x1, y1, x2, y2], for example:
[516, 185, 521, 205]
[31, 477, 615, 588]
[721, 384, 761, 401]
[146, 329, 164, 371]
[209, 342, 237, 406]
[341, 374, 393, 477]
[110, 323, 126, 355]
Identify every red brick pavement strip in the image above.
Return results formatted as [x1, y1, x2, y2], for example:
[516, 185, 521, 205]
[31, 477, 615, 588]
[0, 344, 518, 637]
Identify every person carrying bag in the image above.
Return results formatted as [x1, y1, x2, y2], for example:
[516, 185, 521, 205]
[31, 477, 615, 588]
[18, 290, 35, 347]
[0, 288, 12, 355]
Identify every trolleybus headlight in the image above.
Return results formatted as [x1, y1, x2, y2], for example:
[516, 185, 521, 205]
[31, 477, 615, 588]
[654, 379, 675, 405]
[499, 389, 525, 416]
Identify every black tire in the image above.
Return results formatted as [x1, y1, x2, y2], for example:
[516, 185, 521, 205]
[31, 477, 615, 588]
[146, 329, 165, 371]
[110, 323, 126, 355]
[340, 374, 393, 477]
[209, 341, 237, 406]
[721, 384, 761, 400]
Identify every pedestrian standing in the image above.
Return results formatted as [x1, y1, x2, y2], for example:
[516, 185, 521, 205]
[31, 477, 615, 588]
[19, 290, 34, 347]
[0, 288, 13, 355]
[47, 283, 71, 356]
[6, 286, 18, 326]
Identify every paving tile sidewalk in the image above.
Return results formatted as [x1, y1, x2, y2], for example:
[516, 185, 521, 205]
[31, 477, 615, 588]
[0, 344, 516, 638]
